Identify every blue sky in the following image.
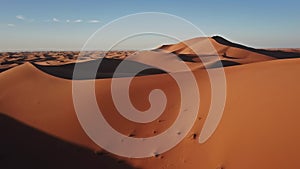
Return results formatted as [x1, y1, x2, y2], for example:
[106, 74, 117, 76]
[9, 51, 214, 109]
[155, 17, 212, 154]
[0, 0, 299, 51]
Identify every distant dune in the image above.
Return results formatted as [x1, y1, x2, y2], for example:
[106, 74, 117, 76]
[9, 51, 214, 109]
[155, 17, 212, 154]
[0, 36, 300, 169]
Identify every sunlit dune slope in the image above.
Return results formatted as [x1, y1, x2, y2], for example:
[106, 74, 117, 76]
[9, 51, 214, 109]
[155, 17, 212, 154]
[1, 54, 300, 168]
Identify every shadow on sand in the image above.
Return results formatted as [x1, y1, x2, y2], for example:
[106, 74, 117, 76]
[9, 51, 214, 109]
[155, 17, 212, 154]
[0, 114, 139, 169]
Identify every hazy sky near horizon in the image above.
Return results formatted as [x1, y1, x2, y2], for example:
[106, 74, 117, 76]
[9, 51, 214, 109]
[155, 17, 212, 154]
[0, 0, 299, 51]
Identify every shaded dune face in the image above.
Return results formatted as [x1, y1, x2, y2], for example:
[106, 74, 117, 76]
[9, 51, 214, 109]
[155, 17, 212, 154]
[0, 114, 137, 169]
[212, 36, 300, 59]
[33, 58, 166, 80]
[1, 37, 300, 169]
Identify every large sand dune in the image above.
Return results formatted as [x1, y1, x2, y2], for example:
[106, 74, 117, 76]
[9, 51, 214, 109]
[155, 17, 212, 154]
[0, 36, 300, 169]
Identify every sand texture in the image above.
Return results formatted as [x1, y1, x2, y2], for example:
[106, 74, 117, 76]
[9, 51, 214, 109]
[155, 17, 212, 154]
[0, 37, 300, 169]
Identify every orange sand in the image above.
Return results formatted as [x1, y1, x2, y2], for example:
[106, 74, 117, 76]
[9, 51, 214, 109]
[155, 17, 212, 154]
[0, 37, 300, 168]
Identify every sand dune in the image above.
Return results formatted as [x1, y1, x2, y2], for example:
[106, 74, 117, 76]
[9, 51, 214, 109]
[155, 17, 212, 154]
[1, 37, 299, 73]
[212, 36, 300, 59]
[0, 36, 300, 168]
[158, 36, 275, 64]
[0, 51, 135, 72]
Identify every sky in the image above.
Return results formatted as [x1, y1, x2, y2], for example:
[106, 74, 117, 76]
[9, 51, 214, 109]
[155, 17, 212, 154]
[0, 0, 299, 51]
